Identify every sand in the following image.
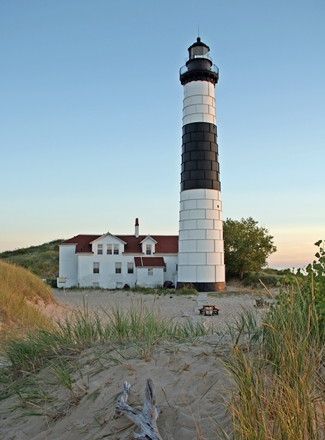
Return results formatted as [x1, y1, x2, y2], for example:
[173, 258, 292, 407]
[0, 285, 274, 439]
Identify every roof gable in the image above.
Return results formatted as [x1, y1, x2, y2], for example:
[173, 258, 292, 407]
[139, 235, 158, 245]
[90, 233, 127, 245]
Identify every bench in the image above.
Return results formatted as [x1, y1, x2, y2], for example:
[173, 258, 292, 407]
[199, 304, 220, 316]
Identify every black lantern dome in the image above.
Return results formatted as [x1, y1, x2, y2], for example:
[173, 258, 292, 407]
[180, 37, 219, 85]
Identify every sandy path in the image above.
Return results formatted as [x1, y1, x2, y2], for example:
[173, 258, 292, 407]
[51, 285, 272, 331]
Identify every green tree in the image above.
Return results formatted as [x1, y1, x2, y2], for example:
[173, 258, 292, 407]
[223, 217, 277, 279]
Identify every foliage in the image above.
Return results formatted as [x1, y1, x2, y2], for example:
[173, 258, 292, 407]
[46, 278, 58, 288]
[242, 272, 282, 288]
[223, 217, 277, 279]
[176, 284, 198, 296]
[275, 240, 325, 323]
[262, 268, 291, 276]
[304, 239, 325, 321]
[0, 239, 62, 279]
[0, 260, 56, 335]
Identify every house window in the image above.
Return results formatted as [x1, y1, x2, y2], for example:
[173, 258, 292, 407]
[115, 262, 122, 274]
[146, 245, 152, 255]
[93, 262, 100, 274]
[148, 267, 153, 276]
[107, 244, 112, 255]
[128, 263, 134, 274]
[114, 244, 119, 255]
[97, 244, 103, 255]
[176, 264, 178, 271]
[93, 282, 99, 288]
[164, 263, 167, 273]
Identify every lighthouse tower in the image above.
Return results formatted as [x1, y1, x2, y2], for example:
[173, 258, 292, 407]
[177, 38, 225, 292]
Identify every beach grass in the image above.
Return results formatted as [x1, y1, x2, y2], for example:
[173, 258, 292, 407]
[0, 299, 212, 405]
[222, 281, 325, 439]
[0, 260, 56, 336]
[0, 239, 62, 280]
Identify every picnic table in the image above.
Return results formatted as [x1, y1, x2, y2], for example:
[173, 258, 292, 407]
[199, 304, 220, 316]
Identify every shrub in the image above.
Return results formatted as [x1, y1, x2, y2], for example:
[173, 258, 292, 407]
[176, 284, 198, 296]
[242, 272, 281, 287]
[46, 278, 57, 288]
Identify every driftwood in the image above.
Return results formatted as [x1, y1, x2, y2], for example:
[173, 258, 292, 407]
[114, 378, 163, 440]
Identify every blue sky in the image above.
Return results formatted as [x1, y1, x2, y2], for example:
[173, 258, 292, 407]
[1, 0, 324, 269]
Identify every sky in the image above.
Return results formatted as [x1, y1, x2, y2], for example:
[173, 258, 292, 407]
[1, 0, 324, 269]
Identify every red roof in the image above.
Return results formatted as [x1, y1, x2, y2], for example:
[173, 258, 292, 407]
[61, 235, 100, 253]
[134, 257, 166, 267]
[61, 234, 178, 254]
[117, 235, 178, 254]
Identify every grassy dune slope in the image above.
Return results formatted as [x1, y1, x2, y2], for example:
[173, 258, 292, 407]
[0, 239, 62, 279]
[0, 260, 57, 335]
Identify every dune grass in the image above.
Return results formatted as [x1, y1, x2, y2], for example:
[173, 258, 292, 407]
[0, 299, 211, 404]
[0, 239, 62, 279]
[0, 260, 56, 335]
[223, 281, 325, 439]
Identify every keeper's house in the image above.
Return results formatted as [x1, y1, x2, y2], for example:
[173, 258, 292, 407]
[57, 219, 178, 289]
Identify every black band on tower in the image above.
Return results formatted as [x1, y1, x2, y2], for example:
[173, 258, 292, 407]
[181, 122, 221, 191]
[177, 281, 225, 292]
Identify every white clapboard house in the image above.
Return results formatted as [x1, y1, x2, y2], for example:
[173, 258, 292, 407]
[57, 219, 178, 289]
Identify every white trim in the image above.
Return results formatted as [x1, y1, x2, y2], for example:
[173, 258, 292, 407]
[90, 233, 127, 245]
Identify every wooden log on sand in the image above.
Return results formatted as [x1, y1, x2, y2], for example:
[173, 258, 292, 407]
[114, 378, 163, 440]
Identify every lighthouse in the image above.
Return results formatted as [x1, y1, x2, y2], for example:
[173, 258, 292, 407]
[177, 38, 226, 292]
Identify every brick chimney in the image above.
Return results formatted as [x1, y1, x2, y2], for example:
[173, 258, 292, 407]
[135, 218, 139, 238]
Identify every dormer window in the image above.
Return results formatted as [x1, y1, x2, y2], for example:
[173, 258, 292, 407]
[97, 244, 103, 255]
[114, 244, 119, 255]
[140, 236, 157, 255]
[107, 244, 112, 254]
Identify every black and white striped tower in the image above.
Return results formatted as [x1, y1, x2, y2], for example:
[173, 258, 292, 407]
[177, 38, 226, 292]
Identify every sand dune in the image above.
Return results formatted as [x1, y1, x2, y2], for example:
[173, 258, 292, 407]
[0, 286, 272, 439]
